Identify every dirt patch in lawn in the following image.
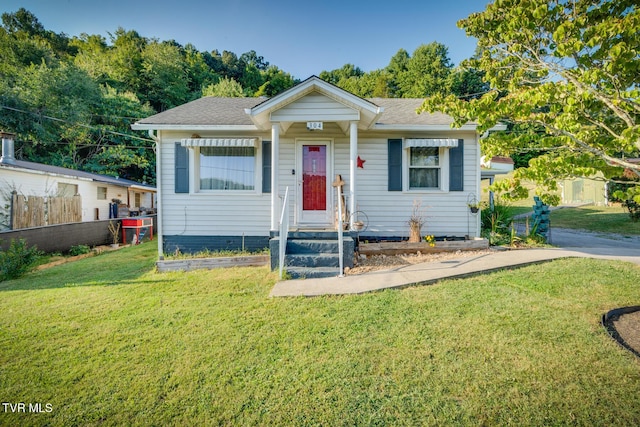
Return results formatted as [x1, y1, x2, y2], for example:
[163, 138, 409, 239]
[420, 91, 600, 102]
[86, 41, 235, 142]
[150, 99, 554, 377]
[608, 309, 640, 359]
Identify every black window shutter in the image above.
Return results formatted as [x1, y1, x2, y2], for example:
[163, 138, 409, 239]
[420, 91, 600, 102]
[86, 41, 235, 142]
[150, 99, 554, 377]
[388, 139, 403, 191]
[175, 142, 189, 193]
[449, 139, 464, 191]
[262, 141, 271, 193]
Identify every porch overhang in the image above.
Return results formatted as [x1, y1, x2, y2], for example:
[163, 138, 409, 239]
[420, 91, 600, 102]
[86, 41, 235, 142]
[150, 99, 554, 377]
[244, 76, 383, 132]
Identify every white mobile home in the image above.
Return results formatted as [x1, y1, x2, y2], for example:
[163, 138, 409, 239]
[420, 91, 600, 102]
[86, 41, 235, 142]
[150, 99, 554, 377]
[133, 76, 488, 260]
[0, 132, 156, 230]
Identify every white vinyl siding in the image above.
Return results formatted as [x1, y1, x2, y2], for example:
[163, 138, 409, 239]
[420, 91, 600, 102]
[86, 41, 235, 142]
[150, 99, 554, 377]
[271, 94, 359, 122]
[158, 128, 480, 239]
[160, 134, 270, 237]
[334, 133, 479, 238]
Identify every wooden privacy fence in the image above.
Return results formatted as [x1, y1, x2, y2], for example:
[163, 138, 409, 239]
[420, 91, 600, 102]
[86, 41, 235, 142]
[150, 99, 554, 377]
[11, 192, 82, 229]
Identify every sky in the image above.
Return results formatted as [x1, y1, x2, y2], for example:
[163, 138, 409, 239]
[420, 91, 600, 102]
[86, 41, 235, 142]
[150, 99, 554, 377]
[2, 0, 491, 80]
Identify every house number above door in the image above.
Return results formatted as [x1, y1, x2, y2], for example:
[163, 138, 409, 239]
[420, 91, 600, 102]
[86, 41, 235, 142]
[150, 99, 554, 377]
[306, 121, 323, 131]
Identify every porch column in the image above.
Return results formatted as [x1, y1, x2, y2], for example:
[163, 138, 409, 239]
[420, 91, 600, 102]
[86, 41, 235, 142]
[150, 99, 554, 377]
[271, 123, 279, 231]
[349, 121, 358, 229]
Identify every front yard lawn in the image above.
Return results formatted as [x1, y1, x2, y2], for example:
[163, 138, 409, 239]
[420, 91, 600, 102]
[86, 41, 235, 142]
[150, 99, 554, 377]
[1, 242, 640, 425]
[551, 204, 640, 235]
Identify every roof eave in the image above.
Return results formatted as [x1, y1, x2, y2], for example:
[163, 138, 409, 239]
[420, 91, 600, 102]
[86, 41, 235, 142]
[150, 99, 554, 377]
[370, 124, 479, 131]
[131, 124, 259, 131]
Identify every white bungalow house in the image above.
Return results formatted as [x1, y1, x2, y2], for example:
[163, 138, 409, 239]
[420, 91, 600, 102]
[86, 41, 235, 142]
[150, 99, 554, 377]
[132, 76, 493, 269]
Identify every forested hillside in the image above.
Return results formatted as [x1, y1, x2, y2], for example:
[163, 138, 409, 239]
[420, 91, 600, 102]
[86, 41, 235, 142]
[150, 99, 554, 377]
[0, 8, 485, 185]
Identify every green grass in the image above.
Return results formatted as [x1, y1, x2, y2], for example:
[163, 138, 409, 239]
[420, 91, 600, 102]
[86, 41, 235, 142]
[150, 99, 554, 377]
[551, 205, 640, 235]
[2, 242, 640, 425]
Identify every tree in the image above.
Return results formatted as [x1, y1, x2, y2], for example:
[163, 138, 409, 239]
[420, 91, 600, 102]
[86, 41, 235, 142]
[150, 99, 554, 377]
[448, 66, 489, 100]
[140, 40, 189, 111]
[254, 66, 296, 97]
[397, 42, 453, 98]
[319, 64, 364, 85]
[71, 33, 112, 85]
[183, 44, 220, 98]
[420, 0, 640, 205]
[107, 28, 146, 95]
[385, 49, 410, 97]
[240, 50, 269, 71]
[202, 77, 244, 97]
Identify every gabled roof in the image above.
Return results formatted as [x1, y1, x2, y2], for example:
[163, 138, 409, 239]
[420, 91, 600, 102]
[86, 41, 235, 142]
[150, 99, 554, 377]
[132, 76, 477, 132]
[245, 76, 383, 131]
[0, 160, 155, 191]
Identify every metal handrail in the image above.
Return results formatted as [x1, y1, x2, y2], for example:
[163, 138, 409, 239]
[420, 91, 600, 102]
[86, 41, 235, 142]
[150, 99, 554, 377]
[278, 187, 290, 280]
[337, 185, 344, 277]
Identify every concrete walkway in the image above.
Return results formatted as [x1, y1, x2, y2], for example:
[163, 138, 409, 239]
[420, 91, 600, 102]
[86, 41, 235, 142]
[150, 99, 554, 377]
[270, 238, 640, 297]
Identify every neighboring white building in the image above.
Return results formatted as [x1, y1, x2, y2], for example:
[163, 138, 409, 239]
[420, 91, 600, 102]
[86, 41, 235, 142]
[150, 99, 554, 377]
[132, 76, 500, 255]
[481, 155, 514, 172]
[0, 132, 156, 230]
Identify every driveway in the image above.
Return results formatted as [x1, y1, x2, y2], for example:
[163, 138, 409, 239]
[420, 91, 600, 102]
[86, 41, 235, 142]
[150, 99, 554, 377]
[549, 227, 640, 255]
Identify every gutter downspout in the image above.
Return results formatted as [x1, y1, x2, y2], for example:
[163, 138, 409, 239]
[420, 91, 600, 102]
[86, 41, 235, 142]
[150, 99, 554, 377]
[148, 130, 164, 260]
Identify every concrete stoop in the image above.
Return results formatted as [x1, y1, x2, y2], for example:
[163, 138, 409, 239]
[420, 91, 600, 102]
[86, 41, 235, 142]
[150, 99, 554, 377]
[270, 231, 354, 279]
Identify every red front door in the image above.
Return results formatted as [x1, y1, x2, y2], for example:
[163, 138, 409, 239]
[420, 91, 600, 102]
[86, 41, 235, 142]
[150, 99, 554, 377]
[302, 145, 327, 211]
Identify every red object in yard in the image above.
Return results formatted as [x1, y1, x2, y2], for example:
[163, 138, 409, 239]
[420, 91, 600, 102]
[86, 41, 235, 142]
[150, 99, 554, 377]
[121, 217, 153, 245]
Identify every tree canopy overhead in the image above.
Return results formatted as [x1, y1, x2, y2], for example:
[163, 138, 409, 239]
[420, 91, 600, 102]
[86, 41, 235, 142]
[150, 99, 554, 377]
[0, 8, 296, 184]
[421, 0, 640, 205]
[0, 8, 485, 186]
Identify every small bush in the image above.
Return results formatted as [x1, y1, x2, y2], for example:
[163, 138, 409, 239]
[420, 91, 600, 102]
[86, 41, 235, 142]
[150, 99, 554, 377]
[481, 203, 514, 235]
[69, 245, 91, 256]
[608, 177, 640, 222]
[0, 239, 42, 282]
[622, 200, 640, 222]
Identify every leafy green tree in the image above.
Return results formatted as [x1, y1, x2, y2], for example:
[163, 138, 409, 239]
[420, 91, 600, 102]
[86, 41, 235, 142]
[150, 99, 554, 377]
[254, 66, 296, 97]
[397, 42, 453, 98]
[1, 7, 74, 59]
[107, 28, 146, 95]
[140, 40, 189, 111]
[220, 50, 243, 80]
[319, 64, 364, 86]
[421, 0, 640, 205]
[448, 66, 489, 100]
[0, 13, 57, 68]
[12, 62, 102, 168]
[385, 49, 410, 97]
[183, 44, 220, 98]
[240, 50, 269, 71]
[240, 64, 264, 96]
[202, 77, 245, 97]
[85, 86, 156, 183]
[71, 33, 112, 85]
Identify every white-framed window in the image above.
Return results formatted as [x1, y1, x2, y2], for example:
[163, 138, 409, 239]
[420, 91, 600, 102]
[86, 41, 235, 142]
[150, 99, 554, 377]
[409, 147, 441, 189]
[97, 186, 107, 200]
[198, 146, 256, 191]
[58, 183, 78, 197]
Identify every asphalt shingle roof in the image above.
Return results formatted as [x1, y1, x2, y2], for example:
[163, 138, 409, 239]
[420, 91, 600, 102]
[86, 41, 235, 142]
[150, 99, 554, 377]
[135, 96, 459, 127]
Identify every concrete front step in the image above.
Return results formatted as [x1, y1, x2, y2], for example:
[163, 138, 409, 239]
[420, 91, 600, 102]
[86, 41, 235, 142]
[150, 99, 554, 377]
[285, 253, 340, 268]
[286, 266, 342, 279]
[269, 236, 355, 273]
[286, 239, 341, 254]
